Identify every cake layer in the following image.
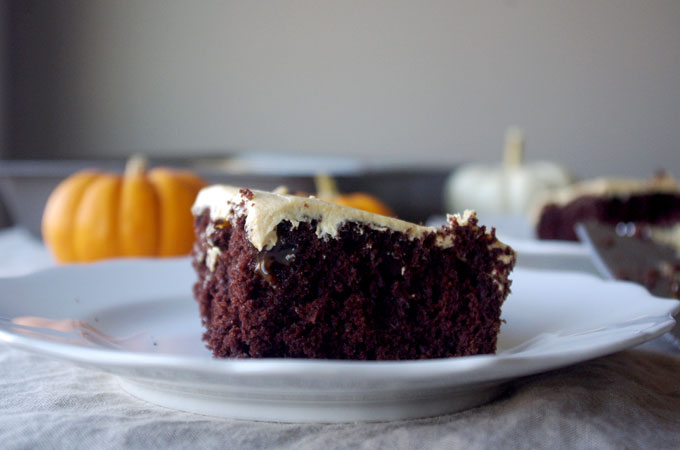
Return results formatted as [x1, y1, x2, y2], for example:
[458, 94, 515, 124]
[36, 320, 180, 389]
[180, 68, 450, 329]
[534, 174, 680, 241]
[192, 186, 516, 360]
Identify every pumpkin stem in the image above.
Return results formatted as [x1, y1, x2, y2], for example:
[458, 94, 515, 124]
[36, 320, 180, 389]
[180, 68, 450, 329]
[503, 127, 524, 169]
[314, 173, 339, 201]
[125, 154, 148, 176]
[272, 185, 290, 195]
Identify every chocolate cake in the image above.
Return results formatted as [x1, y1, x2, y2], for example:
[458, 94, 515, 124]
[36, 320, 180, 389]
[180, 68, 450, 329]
[191, 186, 516, 360]
[534, 174, 680, 241]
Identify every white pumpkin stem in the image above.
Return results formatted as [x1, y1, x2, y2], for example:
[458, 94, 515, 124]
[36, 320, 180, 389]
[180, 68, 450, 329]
[503, 127, 524, 169]
[125, 154, 148, 176]
[314, 173, 339, 200]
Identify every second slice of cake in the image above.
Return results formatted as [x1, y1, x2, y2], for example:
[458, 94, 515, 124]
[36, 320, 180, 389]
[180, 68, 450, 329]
[192, 186, 516, 360]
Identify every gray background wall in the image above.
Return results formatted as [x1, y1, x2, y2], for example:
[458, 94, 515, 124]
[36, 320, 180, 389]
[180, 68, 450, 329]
[0, 0, 5, 160]
[6, 0, 680, 177]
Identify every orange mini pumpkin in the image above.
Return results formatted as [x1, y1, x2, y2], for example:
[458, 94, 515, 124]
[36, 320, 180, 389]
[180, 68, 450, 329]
[42, 156, 206, 263]
[314, 174, 395, 217]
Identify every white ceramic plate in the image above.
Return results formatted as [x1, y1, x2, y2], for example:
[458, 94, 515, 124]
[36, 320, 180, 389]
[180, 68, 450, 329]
[502, 236, 598, 275]
[0, 259, 678, 423]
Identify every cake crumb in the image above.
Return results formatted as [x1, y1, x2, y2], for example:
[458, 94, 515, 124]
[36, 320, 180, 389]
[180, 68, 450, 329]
[240, 188, 254, 200]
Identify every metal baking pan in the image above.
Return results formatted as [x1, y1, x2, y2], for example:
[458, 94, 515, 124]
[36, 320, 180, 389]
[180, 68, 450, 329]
[0, 155, 453, 237]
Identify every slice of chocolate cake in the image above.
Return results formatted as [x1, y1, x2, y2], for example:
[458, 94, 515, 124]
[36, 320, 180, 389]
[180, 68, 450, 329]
[533, 174, 680, 241]
[191, 186, 516, 360]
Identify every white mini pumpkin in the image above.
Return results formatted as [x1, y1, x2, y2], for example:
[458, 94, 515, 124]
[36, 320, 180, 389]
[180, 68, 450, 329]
[445, 128, 572, 216]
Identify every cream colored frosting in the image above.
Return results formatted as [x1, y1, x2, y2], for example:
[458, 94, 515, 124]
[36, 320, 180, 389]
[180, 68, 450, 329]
[205, 246, 221, 272]
[192, 185, 500, 251]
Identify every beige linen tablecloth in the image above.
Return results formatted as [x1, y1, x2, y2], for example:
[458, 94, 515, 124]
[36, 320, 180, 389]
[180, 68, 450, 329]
[1, 227, 679, 450]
